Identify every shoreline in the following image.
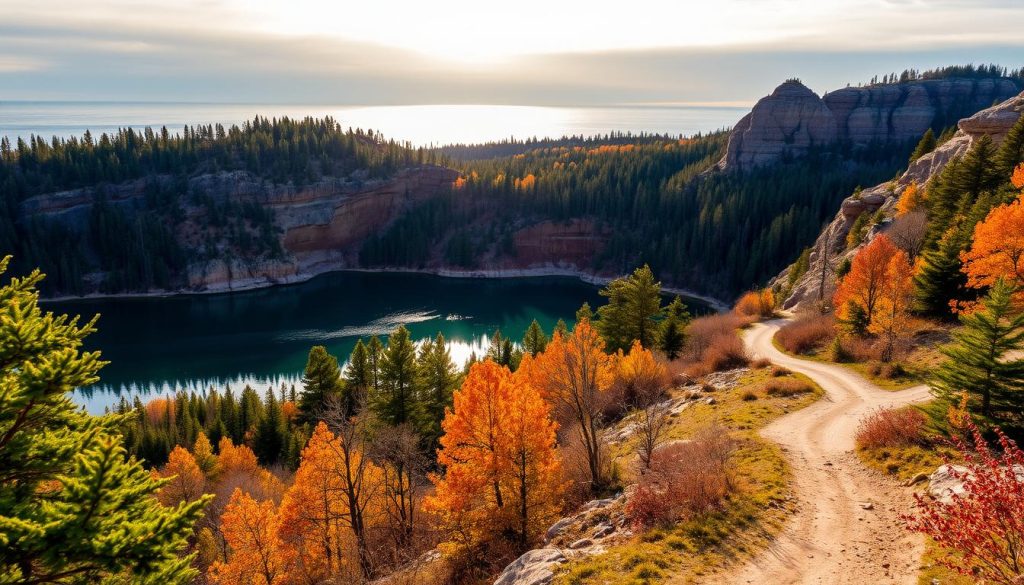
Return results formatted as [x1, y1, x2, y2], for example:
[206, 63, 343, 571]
[40, 265, 731, 313]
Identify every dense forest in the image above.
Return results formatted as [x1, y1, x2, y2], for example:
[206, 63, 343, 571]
[0, 117, 433, 294]
[364, 134, 916, 293]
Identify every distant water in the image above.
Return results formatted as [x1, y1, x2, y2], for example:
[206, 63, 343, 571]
[0, 102, 744, 146]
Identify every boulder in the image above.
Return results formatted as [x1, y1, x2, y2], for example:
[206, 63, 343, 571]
[928, 463, 1024, 505]
[493, 548, 567, 585]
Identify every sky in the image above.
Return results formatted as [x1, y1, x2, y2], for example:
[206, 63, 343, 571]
[2, 0, 1023, 105]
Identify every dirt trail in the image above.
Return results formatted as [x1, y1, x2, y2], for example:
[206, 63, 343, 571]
[715, 320, 932, 585]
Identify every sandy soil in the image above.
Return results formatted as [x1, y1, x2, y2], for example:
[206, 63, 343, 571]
[713, 320, 932, 585]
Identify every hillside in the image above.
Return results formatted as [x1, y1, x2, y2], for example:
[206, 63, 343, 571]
[5, 70, 1023, 300]
[777, 88, 1024, 310]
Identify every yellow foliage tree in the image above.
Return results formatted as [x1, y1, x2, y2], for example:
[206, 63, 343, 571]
[519, 321, 612, 491]
[156, 445, 206, 506]
[895, 182, 924, 216]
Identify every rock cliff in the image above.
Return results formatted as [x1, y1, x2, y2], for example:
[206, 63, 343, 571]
[722, 78, 1023, 170]
[776, 90, 1024, 310]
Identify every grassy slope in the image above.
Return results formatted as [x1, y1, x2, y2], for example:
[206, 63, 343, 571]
[553, 367, 823, 585]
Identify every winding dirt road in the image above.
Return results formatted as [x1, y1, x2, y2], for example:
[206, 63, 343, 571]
[718, 320, 932, 585]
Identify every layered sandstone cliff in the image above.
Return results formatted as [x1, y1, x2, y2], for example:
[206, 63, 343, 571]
[722, 78, 1023, 170]
[776, 90, 1024, 311]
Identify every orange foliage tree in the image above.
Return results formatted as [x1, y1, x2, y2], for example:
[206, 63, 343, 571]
[209, 489, 290, 585]
[868, 248, 916, 361]
[961, 193, 1024, 306]
[734, 288, 775, 318]
[834, 234, 903, 328]
[155, 445, 206, 506]
[426, 360, 562, 550]
[277, 422, 382, 581]
[1013, 162, 1024, 190]
[519, 320, 613, 491]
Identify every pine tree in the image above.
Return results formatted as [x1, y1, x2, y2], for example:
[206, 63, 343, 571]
[0, 258, 208, 583]
[417, 333, 458, 446]
[299, 345, 343, 423]
[521, 319, 549, 357]
[576, 302, 595, 323]
[343, 339, 372, 417]
[909, 128, 937, 163]
[658, 296, 690, 360]
[996, 114, 1024, 178]
[374, 326, 419, 426]
[915, 225, 973, 318]
[553, 319, 569, 338]
[254, 388, 286, 465]
[596, 265, 663, 352]
[931, 279, 1024, 425]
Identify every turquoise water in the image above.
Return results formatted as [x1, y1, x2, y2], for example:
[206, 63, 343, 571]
[0, 102, 743, 147]
[51, 272, 708, 413]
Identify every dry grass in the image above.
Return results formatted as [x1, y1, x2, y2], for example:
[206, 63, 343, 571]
[554, 368, 824, 585]
[854, 407, 927, 450]
[680, 314, 750, 377]
[626, 432, 735, 529]
[761, 378, 814, 398]
[775, 313, 835, 355]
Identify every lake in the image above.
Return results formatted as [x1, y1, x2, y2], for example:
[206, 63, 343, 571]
[0, 102, 745, 147]
[50, 272, 709, 414]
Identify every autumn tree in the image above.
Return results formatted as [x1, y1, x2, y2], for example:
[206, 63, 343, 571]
[868, 245, 915, 361]
[0, 258, 208, 583]
[156, 445, 207, 506]
[279, 420, 382, 580]
[193, 431, 218, 477]
[834, 234, 902, 329]
[209, 489, 289, 585]
[427, 360, 562, 551]
[615, 342, 671, 469]
[961, 192, 1024, 305]
[523, 320, 613, 491]
[894, 181, 924, 216]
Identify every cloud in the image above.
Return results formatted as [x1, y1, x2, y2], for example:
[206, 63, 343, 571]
[1, 0, 1022, 103]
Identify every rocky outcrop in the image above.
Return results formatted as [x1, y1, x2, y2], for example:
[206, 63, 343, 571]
[492, 549, 567, 585]
[777, 90, 1024, 311]
[722, 77, 1023, 170]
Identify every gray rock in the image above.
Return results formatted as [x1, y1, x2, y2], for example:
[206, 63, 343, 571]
[493, 548, 567, 585]
[592, 522, 615, 538]
[544, 517, 574, 542]
[928, 463, 1024, 504]
[721, 78, 1022, 172]
[569, 538, 593, 549]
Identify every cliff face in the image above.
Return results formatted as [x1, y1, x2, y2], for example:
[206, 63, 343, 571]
[776, 90, 1024, 311]
[18, 165, 618, 295]
[722, 78, 1024, 170]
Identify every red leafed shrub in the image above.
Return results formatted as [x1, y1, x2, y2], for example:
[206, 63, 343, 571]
[680, 314, 749, 378]
[625, 430, 734, 528]
[903, 423, 1024, 584]
[775, 313, 835, 355]
[854, 407, 926, 450]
